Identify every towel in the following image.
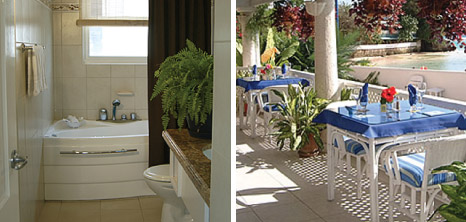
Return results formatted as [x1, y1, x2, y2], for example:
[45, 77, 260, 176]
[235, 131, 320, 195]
[27, 45, 47, 96]
[281, 64, 288, 75]
[408, 84, 417, 106]
[360, 83, 368, 103]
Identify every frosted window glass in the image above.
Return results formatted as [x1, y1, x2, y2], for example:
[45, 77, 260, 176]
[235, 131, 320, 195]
[89, 26, 147, 57]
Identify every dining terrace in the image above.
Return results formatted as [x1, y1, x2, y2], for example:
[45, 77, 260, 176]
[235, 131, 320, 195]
[236, 68, 466, 222]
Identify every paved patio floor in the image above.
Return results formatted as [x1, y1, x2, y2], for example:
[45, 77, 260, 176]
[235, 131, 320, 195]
[236, 120, 446, 222]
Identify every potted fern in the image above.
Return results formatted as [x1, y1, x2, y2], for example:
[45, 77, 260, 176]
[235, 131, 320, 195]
[151, 39, 213, 139]
[270, 84, 330, 157]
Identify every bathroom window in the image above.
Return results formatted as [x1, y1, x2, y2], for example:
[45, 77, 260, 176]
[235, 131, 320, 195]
[83, 26, 148, 64]
[79, 0, 148, 64]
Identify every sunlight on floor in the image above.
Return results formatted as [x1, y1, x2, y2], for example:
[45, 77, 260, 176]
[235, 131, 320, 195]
[236, 118, 445, 222]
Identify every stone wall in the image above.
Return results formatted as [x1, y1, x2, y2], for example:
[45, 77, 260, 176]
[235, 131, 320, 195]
[352, 42, 421, 57]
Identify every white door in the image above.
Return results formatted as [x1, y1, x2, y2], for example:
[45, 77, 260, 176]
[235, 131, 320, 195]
[0, 0, 21, 221]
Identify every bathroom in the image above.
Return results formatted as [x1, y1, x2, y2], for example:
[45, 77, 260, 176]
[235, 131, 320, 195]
[0, 0, 232, 221]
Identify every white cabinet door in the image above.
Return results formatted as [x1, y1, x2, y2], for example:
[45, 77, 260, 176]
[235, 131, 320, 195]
[0, 0, 20, 220]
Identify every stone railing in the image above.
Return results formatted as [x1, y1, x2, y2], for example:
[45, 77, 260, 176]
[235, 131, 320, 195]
[236, 67, 466, 115]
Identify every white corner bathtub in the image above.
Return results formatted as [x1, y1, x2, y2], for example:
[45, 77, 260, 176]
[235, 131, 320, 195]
[43, 120, 154, 200]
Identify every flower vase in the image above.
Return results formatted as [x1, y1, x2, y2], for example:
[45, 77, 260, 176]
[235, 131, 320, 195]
[386, 103, 393, 112]
[380, 104, 387, 112]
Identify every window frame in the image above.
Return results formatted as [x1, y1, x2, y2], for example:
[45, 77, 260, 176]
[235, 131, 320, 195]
[82, 26, 147, 65]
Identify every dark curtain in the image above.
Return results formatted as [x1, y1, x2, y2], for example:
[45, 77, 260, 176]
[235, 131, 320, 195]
[147, 0, 212, 166]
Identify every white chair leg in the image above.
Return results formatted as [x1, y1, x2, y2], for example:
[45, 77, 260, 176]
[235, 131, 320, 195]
[401, 184, 406, 209]
[420, 190, 427, 222]
[356, 156, 362, 198]
[410, 188, 417, 215]
[388, 178, 395, 222]
[346, 154, 351, 175]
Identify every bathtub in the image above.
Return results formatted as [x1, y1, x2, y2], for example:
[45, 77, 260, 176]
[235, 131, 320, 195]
[43, 120, 154, 200]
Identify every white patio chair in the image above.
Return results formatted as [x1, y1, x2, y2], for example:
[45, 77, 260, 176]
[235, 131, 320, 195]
[383, 134, 466, 222]
[405, 74, 426, 89]
[256, 84, 299, 138]
[327, 101, 370, 198]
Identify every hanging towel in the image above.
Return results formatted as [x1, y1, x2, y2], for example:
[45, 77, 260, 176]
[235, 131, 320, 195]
[27, 45, 47, 96]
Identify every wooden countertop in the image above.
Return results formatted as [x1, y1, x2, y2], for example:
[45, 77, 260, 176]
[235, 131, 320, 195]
[162, 129, 211, 206]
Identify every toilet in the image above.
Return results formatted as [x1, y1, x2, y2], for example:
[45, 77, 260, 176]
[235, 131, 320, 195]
[144, 165, 193, 222]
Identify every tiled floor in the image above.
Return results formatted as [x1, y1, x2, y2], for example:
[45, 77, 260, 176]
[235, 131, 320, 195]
[236, 121, 445, 222]
[38, 196, 163, 222]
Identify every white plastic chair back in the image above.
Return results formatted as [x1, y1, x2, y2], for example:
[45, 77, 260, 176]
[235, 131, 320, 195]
[424, 134, 466, 174]
[406, 74, 425, 89]
[325, 100, 357, 112]
[258, 85, 299, 107]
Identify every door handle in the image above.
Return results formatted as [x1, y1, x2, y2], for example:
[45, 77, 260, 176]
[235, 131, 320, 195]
[10, 150, 28, 170]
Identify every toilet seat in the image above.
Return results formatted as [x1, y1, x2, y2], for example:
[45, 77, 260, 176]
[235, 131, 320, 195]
[144, 164, 171, 183]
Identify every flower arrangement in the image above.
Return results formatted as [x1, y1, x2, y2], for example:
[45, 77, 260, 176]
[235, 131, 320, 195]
[260, 64, 274, 77]
[380, 86, 397, 104]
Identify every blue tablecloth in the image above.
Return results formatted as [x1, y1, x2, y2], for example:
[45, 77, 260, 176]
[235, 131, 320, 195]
[236, 78, 310, 92]
[314, 101, 466, 138]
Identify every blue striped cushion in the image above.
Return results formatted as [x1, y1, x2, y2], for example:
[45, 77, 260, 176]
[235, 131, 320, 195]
[394, 153, 456, 187]
[333, 138, 369, 155]
[334, 138, 395, 155]
[263, 104, 285, 112]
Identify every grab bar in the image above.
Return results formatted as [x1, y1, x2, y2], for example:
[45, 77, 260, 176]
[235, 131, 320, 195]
[19, 43, 46, 52]
[60, 149, 137, 155]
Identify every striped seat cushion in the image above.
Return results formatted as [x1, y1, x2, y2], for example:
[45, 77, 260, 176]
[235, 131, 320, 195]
[263, 104, 285, 112]
[391, 153, 456, 187]
[334, 138, 395, 155]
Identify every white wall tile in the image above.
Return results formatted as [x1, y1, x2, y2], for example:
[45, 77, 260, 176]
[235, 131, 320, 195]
[62, 45, 86, 77]
[61, 12, 81, 45]
[54, 78, 63, 109]
[87, 65, 111, 78]
[111, 65, 135, 78]
[62, 0, 79, 3]
[53, 45, 62, 77]
[134, 65, 147, 78]
[111, 78, 135, 110]
[135, 109, 148, 120]
[62, 77, 87, 109]
[87, 109, 99, 120]
[135, 78, 148, 109]
[86, 78, 111, 110]
[53, 12, 62, 45]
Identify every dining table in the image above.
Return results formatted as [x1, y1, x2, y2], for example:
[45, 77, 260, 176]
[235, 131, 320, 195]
[236, 77, 310, 138]
[313, 100, 466, 222]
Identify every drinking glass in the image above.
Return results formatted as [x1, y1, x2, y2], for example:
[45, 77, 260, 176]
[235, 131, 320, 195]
[417, 82, 427, 109]
[350, 88, 361, 110]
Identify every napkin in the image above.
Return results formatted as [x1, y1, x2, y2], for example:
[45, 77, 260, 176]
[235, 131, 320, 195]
[281, 64, 287, 75]
[252, 65, 257, 75]
[360, 83, 368, 103]
[408, 84, 417, 106]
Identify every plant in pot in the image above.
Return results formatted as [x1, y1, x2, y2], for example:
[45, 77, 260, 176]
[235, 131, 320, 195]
[270, 84, 330, 157]
[151, 39, 213, 139]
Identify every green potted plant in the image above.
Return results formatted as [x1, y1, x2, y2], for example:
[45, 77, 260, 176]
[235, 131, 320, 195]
[429, 161, 466, 221]
[151, 39, 213, 139]
[270, 84, 330, 157]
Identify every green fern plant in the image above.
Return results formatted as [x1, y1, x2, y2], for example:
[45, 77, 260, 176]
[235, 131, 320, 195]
[151, 39, 213, 130]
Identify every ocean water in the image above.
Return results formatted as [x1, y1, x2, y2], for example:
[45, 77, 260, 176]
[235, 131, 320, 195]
[365, 51, 466, 71]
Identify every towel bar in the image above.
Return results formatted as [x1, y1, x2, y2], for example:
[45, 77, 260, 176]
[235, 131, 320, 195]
[19, 43, 45, 52]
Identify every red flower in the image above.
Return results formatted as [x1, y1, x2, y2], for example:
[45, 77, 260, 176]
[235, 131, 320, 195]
[260, 69, 266, 74]
[381, 87, 397, 103]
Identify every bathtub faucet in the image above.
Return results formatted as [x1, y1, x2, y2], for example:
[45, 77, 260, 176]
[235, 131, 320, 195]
[112, 99, 121, 120]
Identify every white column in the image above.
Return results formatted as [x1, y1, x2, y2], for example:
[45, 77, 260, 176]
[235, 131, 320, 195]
[238, 13, 260, 67]
[310, 0, 339, 100]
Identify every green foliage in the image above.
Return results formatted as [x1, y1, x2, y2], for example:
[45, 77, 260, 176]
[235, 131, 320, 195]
[354, 59, 372, 66]
[398, 15, 419, 42]
[341, 88, 352, 101]
[270, 84, 330, 152]
[417, 18, 433, 42]
[246, 4, 274, 35]
[432, 161, 466, 222]
[151, 39, 213, 130]
[361, 71, 381, 85]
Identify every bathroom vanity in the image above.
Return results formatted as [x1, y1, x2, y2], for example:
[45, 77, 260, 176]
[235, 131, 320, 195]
[162, 130, 211, 222]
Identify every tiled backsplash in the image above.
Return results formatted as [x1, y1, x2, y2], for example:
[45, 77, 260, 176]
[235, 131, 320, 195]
[53, 11, 149, 120]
